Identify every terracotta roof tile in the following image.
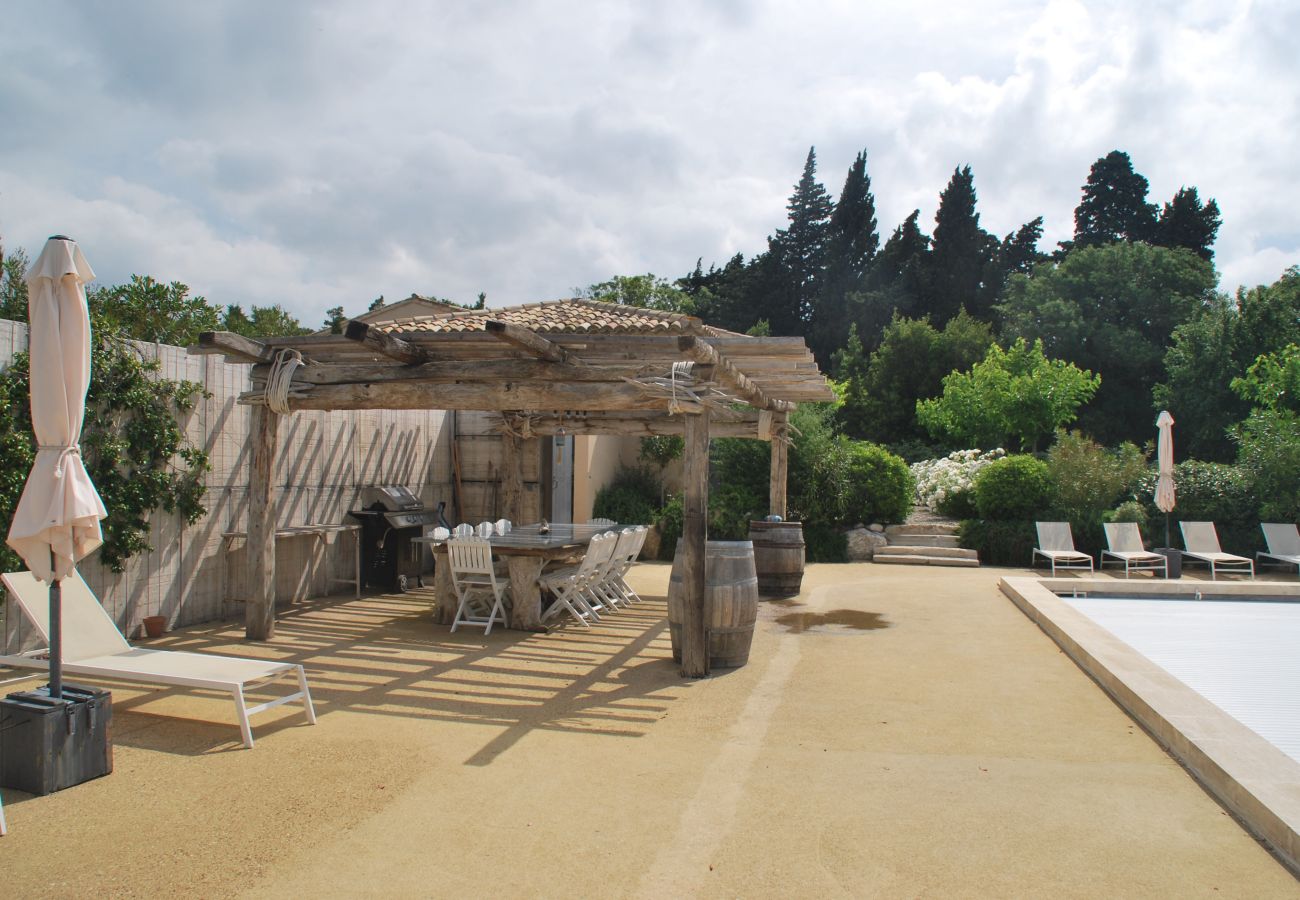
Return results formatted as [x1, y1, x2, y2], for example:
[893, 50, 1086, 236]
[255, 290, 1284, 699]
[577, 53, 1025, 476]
[376, 299, 704, 336]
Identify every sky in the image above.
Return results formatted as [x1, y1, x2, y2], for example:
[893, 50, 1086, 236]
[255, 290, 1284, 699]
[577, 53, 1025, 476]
[1, 0, 1297, 328]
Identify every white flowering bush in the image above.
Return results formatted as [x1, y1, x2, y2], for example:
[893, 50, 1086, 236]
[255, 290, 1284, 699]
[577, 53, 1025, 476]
[910, 448, 1006, 514]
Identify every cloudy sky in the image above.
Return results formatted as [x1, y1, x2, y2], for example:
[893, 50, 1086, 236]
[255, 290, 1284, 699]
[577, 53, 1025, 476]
[1, 1, 1296, 327]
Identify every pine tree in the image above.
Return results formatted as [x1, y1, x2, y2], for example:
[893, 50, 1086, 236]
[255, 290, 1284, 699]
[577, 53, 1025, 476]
[1155, 186, 1221, 261]
[924, 165, 995, 326]
[1072, 150, 1158, 248]
[811, 150, 880, 366]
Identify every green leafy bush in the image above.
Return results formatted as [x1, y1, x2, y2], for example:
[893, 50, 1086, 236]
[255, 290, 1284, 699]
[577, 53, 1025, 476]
[842, 442, 913, 525]
[1233, 410, 1300, 522]
[592, 467, 662, 526]
[1135, 460, 1259, 554]
[973, 455, 1052, 520]
[958, 519, 1037, 567]
[1105, 500, 1149, 528]
[655, 495, 683, 561]
[803, 523, 849, 563]
[708, 481, 765, 540]
[1046, 430, 1147, 523]
[937, 488, 979, 520]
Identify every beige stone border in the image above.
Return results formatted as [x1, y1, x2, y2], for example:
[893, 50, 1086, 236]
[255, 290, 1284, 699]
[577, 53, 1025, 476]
[1000, 576, 1300, 875]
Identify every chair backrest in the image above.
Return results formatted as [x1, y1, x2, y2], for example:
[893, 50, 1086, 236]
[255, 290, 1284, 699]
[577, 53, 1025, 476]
[2, 570, 131, 660]
[1035, 521, 1077, 553]
[1103, 522, 1146, 553]
[429, 526, 451, 541]
[494, 518, 512, 535]
[447, 537, 497, 583]
[589, 517, 616, 528]
[576, 532, 616, 579]
[611, 527, 642, 566]
[476, 521, 495, 538]
[1262, 522, 1300, 556]
[1180, 520, 1223, 553]
[452, 523, 474, 537]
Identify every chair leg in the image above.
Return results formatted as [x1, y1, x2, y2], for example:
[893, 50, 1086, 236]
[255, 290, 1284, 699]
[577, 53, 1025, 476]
[233, 687, 255, 749]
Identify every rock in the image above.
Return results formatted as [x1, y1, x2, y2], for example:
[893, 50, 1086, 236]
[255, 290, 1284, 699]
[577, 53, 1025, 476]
[868, 523, 884, 533]
[846, 526, 889, 561]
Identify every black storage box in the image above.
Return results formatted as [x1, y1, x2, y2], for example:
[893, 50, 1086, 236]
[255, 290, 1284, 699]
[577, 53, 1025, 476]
[0, 684, 113, 796]
[1156, 547, 1182, 579]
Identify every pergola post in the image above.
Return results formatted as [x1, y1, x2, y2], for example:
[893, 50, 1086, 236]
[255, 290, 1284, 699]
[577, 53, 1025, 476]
[769, 412, 788, 519]
[680, 410, 710, 678]
[246, 404, 280, 640]
[500, 429, 524, 523]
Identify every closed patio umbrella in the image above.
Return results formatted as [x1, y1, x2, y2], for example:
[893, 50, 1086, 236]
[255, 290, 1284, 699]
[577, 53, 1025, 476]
[6, 236, 107, 699]
[1155, 410, 1176, 548]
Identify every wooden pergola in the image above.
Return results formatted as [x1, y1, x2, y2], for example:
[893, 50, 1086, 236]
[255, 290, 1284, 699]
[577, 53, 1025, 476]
[195, 300, 833, 677]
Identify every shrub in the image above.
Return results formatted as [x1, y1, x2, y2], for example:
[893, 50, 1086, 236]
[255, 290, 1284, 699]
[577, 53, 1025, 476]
[1046, 430, 1147, 523]
[708, 481, 765, 540]
[910, 448, 1005, 513]
[937, 488, 979, 520]
[593, 467, 662, 526]
[1233, 410, 1300, 522]
[1134, 460, 1259, 554]
[973, 455, 1052, 520]
[958, 519, 1037, 567]
[803, 523, 849, 563]
[842, 442, 913, 525]
[1105, 500, 1149, 528]
[655, 495, 683, 561]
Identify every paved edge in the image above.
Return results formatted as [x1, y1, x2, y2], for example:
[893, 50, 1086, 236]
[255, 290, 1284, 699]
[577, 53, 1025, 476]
[999, 576, 1300, 877]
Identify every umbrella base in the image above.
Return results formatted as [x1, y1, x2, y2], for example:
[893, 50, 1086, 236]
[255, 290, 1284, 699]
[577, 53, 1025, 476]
[0, 683, 113, 796]
[1154, 548, 1182, 579]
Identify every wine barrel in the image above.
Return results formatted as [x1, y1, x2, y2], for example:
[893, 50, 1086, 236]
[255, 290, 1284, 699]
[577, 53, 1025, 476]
[667, 540, 759, 669]
[748, 520, 805, 597]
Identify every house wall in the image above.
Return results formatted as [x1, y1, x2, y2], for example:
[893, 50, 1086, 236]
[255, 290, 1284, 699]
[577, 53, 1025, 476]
[1, 320, 452, 650]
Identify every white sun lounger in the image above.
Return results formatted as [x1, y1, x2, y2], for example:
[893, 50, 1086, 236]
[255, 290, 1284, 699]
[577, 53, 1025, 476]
[1178, 521, 1255, 580]
[1100, 522, 1168, 578]
[0, 571, 316, 748]
[1258, 523, 1300, 572]
[1033, 522, 1094, 575]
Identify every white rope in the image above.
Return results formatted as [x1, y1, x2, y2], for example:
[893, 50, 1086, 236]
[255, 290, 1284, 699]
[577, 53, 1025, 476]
[264, 348, 303, 415]
[668, 361, 693, 415]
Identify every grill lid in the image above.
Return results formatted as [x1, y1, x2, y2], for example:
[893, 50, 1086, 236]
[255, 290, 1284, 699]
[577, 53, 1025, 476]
[360, 485, 422, 512]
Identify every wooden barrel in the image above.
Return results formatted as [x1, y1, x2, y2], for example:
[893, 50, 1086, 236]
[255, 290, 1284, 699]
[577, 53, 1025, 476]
[667, 540, 759, 669]
[748, 520, 805, 597]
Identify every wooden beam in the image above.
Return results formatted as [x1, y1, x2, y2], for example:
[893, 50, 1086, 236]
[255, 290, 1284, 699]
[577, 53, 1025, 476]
[769, 413, 789, 518]
[680, 410, 710, 678]
[240, 380, 705, 413]
[678, 335, 792, 413]
[343, 320, 431, 364]
[259, 359, 708, 386]
[485, 320, 569, 363]
[245, 405, 279, 640]
[517, 412, 765, 439]
[192, 331, 275, 364]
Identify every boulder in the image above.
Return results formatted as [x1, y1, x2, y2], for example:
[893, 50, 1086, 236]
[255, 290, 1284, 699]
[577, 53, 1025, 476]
[846, 526, 889, 561]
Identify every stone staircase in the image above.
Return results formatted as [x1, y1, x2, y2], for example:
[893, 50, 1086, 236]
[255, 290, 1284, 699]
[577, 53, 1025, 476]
[874, 511, 979, 568]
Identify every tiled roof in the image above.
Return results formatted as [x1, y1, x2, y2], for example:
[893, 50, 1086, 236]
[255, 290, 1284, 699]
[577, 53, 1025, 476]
[376, 299, 705, 335]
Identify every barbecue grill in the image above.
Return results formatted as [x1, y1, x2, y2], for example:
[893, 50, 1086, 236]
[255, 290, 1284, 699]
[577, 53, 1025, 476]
[348, 486, 447, 592]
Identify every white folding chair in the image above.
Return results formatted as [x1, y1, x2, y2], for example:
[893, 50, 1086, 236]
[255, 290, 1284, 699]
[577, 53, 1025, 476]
[452, 523, 474, 538]
[477, 521, 495, 538]
[589, 517, 616, 528]
[605, 526, 648, 605]
[447, 537, 510, 634]
[428, 526, 451, 541]
[494, 518, 512, 535]
[540, 533, 616, 628]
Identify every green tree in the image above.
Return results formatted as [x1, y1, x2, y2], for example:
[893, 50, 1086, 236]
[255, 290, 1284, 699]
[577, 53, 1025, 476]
[1155, 267, 1300, 460]
[87, 276, 220, 346]
[839, 310, 993, 445]
[0, 244, 30, 322]
[999, 242, 1216, 444]
[770, 147, 833, 329]
[917, 338, 1101, 452]
[222, 304, 310, 338]
[323, 305, 346, 334]
[1155, 186, 1221, 262]
[812, 150, 878, 366]
[583, 273, 694, 313]
[1070, 150, 1158, 249]
[923, 165, 996, 325]
[1231, 344, 1300, 522]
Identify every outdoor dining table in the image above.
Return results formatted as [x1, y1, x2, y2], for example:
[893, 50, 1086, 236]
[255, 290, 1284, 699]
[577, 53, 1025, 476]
[414, 523, 620, 631]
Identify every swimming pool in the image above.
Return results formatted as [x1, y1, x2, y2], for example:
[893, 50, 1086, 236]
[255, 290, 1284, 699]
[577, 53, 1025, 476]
[1063, 595, 1300, 765]
[999, 576, 1300, 875]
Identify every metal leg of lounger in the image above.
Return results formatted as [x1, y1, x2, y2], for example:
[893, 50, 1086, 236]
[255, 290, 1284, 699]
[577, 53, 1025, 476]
[297, 666, 317, 726]
[233, 686, 255, 749]
[1, 792, 7, 836]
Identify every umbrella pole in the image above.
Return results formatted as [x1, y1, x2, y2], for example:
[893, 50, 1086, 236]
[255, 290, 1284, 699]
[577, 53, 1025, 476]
[1164, 512, 1171, 550]
[49, 549, 62, 700]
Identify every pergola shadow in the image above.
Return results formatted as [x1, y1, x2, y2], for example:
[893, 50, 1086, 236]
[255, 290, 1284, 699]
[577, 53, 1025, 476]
[105, 583, 683, 763]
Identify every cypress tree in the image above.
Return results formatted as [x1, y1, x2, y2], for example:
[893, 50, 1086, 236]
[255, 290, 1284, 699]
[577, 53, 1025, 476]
[811, 150, 880, 366]
[771, 146, 833, 328]
[924, 165, 994, 326]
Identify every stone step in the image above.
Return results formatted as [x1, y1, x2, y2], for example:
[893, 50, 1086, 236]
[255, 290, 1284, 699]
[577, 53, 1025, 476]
[887, 533, 961, 549]
[886, 522, 959, 537]
[873, 553, 980, 568]
[874, 544, 977, 560]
